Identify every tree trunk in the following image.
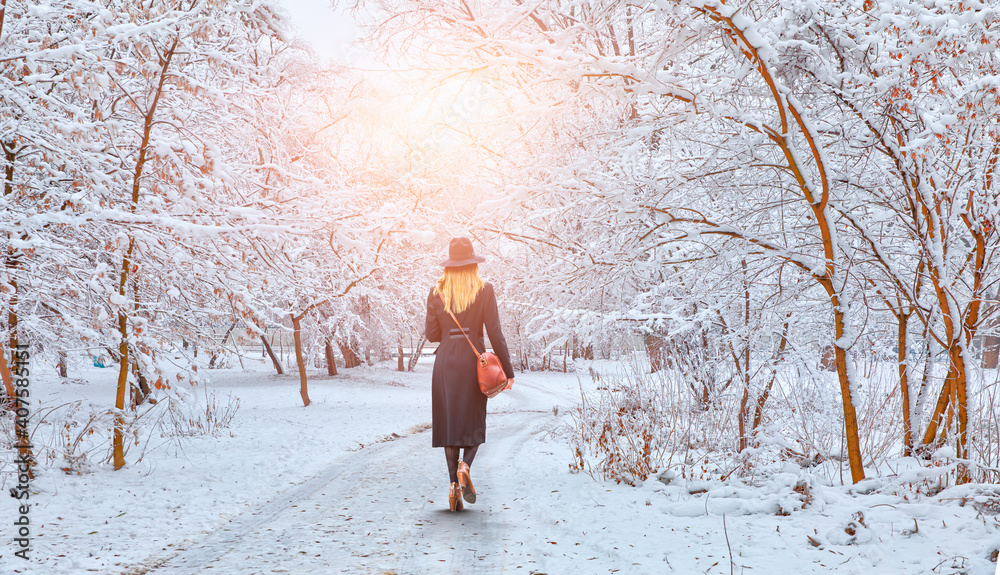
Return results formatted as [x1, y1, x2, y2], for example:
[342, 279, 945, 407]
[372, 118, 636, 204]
[738, 383, 750, 452]
[261, 334, 284, 375]
[917, 256, 979, 483]
[738, 268, 752, 451]
[291, 314, 310, 407]
[113, 38, 178, 470]
[897, 311, 914, 456]
[982, 296, 999, 369]
[920, 346, 970, 480]
[113, 305, 129, 470]
[751, 374, 775, 440]
[953, 347, 969, 482]
[1, 348, 30, 486]
[984, 333, 1000, 370]
[0, 0, 8, 45]
[6, 263, 16, 352]
[0, 347, 16, 410]
[130, 358, 151, 407]
[644, 333, 665, 373]
[210, 320, 238, 369]
[340, 341, 361, 368]
[113, 238, 134, 471]
[57, 350, 68, 378]
[819, 345, 837, 371]
[3, 141, 20, 356]
[325, 339, 337, 376]
[832, 304, 865, 484]
[698, 383, 710, 411]
[407, 338, 425, 371]
[921, 372, 952, 447]
[397, 342, 405, 372]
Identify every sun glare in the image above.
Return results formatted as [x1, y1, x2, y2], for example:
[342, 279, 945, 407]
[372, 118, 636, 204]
[338, 67, 515, 180]
[397, 70, 509, 165]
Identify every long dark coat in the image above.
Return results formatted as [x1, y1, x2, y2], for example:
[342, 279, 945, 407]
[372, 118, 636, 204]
[425, 282, 515, 447]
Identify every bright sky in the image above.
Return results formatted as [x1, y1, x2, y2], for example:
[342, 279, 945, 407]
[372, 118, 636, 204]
[279, 0, 359, 63]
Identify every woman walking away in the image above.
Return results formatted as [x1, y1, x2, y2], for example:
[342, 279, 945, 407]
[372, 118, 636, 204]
[425, 237, 515, 511]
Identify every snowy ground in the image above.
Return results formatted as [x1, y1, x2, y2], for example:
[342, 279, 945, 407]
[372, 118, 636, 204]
[2, 355, 1000, 574]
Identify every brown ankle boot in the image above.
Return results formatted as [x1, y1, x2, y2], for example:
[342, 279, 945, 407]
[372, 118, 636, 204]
[457, 461, 476, 504]
[448, 482, 464, 511]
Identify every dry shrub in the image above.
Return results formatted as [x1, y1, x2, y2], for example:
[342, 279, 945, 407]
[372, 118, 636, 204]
[771, 362, 903, 482]
[159, 391, 239, 438]
[855, 367, 905, 468]
[570, 366, 694, 485]
[570, 351, 1000, 488]
[971, 374, 1000, 483]
[0, 389, 240, 476]
[54, 406, 103, 474]
[24, 402, 150, 473]
[570, 356, 929, 487]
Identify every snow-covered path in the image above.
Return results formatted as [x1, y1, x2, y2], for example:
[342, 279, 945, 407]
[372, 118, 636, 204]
[141, 411, 533, 574]
[141, 377, 612, 574]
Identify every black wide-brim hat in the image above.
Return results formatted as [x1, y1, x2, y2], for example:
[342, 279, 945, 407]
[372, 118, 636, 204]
[440, 237, 486, 268]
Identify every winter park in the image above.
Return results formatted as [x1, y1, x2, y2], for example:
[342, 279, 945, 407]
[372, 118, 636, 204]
[2, 0, 1000, 574]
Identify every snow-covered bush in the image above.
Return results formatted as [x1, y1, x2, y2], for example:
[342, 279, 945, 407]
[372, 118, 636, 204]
[571, 358, 945, 487]
[26, 402, 148, 475]
[571, 366, 698, 485]
[159, 392, 240, 439]
[970, 373, 1000, 484]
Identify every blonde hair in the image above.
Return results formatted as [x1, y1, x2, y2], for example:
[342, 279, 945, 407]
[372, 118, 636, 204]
[435, 265, 485, 314]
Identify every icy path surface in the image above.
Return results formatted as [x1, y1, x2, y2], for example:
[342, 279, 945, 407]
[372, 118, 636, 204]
[140, 376, 618, 574]
[146, 412, 556, 574]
